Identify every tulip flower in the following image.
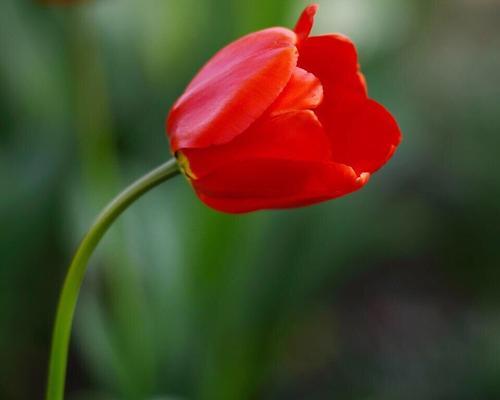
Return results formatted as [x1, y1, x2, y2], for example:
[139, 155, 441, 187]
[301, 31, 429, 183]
[167, 4, 402, 213]
[46, 6, 403, 400]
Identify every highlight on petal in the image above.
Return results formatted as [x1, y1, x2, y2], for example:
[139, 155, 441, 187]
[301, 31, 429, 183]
[294, 4, 319, 43]
[181, 109, 331, 178]
[167, 28, 298, 151]
[192, 159, 368, 213]
[268, 67, 323, 116]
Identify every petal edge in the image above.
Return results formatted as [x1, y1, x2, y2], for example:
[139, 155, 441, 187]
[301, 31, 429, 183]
[167, 28, 298, 152]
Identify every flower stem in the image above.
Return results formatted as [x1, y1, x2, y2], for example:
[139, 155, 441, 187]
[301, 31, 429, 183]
[46, 158, 180, 400]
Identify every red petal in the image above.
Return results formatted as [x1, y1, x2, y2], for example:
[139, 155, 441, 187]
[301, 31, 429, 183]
[268, 67, 323, 116]
[298, 34, 401, 173]
[328, 99, 402, 174]
[294, 4, 319, 43]
[192, 159, 369, 213]
[182, 110, 331, 178]
[298, 34, 367, 110]
[167, 28, 298, 151]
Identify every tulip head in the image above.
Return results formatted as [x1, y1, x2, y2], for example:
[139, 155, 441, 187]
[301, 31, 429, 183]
[167, 5, 402, 213]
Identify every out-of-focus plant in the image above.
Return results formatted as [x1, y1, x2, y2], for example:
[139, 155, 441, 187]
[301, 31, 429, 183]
[3, 0, 500, 399]
[45, 4, 401, 400]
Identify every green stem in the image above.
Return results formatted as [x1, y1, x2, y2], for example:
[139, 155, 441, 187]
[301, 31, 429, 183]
[46, 158, 180, 400]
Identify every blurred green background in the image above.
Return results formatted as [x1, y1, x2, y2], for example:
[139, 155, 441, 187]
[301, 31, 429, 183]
[1, 0, 500, 399]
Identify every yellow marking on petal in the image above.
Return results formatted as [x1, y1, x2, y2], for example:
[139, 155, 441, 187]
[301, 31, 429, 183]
[175, 151, 197, 180]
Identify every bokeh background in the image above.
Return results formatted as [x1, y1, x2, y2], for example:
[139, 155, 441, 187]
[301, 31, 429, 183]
[1, 0, 500, 399]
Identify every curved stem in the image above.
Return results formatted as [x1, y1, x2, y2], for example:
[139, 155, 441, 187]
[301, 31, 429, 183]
[46, 158, 180, 400]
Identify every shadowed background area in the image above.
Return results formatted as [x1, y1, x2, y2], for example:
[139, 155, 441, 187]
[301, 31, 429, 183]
[1, 0, 500, 399]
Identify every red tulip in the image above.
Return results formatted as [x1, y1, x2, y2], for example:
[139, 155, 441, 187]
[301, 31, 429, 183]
[166, 4, 402, 213]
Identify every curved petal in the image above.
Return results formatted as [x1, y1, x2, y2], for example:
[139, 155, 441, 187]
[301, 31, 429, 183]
[192, 159, 369, 213]
[298, 34, 401, 174]
[294, 4, 319, 43]
[167, 28, 298, 151]
[328, 99, 402, 174]
[298, 34, 367, 110]
[268, 67, 323, 116]
[182, 109, 331, 178]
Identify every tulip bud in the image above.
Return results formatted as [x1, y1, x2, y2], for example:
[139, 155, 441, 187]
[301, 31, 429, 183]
[166, 5, 401, 213]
